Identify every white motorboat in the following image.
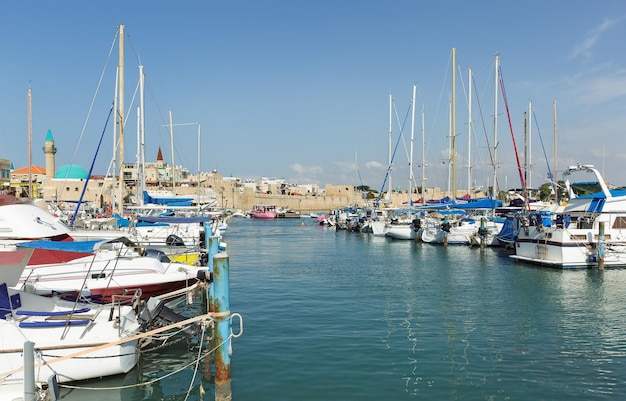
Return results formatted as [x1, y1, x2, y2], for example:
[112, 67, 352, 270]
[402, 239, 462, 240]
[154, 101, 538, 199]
[511, 164, 626, 268]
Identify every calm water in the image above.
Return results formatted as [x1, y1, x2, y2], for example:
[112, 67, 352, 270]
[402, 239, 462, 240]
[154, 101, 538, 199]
[60, 217, 626, 400]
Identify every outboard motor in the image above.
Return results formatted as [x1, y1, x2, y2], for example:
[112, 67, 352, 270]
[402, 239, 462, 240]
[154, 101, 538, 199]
[166, 234, 185, 247]
[139, 297, 202, 345]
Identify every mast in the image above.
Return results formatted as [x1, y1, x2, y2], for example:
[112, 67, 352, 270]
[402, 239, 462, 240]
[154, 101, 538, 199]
[528, 100, 533, 189]
[409, 85, 416, 205]
[387, 93, 393, 203]
[117, 24, 125, 214]
[467, 67, 472, 196]
[451, 47, 457, 199]
[421, 104, 425, 204]
[137, 64, 146, 206]
[447, 100, 451, 194]
[27, 84, 33, 198]
[355, 151, 358, 205]
[112, 66, 119, 212]
[136, 106, 140, 204]
[169, 110, 175, 191]
[553, 100, 558, 204]
[197, 123, 201, 210]
[492, 53, 499, 198]
[523, 110, 528, 203]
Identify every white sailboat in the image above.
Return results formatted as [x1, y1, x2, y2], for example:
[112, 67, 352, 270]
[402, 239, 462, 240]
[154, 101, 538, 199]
[386, 85, 418, 240]
[0, 247, 143, 397]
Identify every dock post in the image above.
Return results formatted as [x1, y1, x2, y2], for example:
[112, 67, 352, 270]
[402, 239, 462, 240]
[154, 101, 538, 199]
[598, 222, 605, 269]
[212, 253, 232, 401]
[479, 217, 486, 249]
[24, 341, 36, 401]
[207, 235, 220, 269]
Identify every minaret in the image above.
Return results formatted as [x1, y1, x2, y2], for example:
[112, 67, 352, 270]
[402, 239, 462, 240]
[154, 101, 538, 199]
[43, 129, 57, 178]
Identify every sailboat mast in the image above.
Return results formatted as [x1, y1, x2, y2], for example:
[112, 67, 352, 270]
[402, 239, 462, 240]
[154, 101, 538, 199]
[117, 24, 125, 214]
[388, 93, 393, 202]
[553, 100, 558, 204]
[169, 110, 175, 191]
[492, 53, 499, 198]
[447, 100, 451, 194]
[113, 66, 119, 211]
[27, 84, 33, 198]
[197, 123, 201, 210]
[409, 85, 416, 205]
[451, 47, 457, 199]
[355, 151, 358, 205]
[421, 104, 425, 204]
[523, 110, 528, 202]
[528, 100, 532, 189]
[136, 106, 140, 203]
[467, 67, 472, 196]
[138, 65, 146, 206]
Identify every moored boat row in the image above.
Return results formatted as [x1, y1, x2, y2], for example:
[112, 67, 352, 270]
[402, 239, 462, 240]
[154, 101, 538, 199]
[317, 164, 626, 269]
[0, 194, 239, 399]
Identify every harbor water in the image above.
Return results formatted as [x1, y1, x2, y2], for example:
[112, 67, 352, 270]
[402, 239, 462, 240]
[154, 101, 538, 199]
[60, 217, 626, 400]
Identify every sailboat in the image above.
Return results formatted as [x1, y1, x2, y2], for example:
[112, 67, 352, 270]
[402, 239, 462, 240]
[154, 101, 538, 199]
[0, 247, 142, 396]
[0, 195, 210, 302]
[385, 85, 419, 240]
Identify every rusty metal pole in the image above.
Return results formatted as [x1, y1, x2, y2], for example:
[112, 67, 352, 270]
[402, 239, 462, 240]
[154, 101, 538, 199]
[203, 226, 220, 379]
[212, 253, 232, 401]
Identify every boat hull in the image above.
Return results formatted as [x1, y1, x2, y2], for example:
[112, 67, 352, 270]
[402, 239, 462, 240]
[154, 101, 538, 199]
[385, 224, 416, 240]
[512, 225, 626, 268]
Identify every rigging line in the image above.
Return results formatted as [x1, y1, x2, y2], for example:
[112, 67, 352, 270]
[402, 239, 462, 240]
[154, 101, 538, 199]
[91, 75, 139, 203]
[70, 105, 115, 228]
[532, 111, 557, 195]
[466, 72, 489, 192]
[183, 317, 208, 401]
[498, 66, 529, 211]
[424, 51, 454, 162]
[58, 28, 119, 203]
[375, 101, 411, 207]
[471, 71, 495, 182]
[59, 333, 233, 391]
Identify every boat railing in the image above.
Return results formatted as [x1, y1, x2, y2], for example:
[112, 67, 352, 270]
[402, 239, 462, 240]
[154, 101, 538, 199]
[110, 288, 142, 336]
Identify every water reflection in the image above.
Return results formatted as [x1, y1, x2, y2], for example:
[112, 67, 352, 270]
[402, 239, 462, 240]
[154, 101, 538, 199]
[58, 339, 212, 401]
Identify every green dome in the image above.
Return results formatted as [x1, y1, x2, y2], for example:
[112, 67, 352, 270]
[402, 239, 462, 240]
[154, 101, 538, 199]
[55, 163, 89, 180]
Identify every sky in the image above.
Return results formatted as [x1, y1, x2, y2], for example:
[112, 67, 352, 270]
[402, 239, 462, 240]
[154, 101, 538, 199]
[2, 1, 626, 195]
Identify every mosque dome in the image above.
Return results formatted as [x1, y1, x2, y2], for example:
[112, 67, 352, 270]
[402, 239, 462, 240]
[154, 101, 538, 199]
[54, 163, 89, 180]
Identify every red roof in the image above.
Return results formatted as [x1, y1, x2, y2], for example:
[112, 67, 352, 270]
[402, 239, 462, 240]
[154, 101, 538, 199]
[157, 147, 163, 161]
[12, 165, 46, 174]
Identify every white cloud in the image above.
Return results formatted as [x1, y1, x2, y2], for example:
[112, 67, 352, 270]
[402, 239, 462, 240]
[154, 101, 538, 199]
[364, 160, 386, 170]
[571, 17, 623, 59]
[289, 163, 323, 175]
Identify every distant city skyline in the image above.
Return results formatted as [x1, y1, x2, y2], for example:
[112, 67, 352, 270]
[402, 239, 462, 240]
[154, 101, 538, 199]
[2, 1, 626, 192]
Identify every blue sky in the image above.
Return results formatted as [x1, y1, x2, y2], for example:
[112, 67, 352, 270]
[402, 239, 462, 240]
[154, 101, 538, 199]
[2, 1, 626, 194]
